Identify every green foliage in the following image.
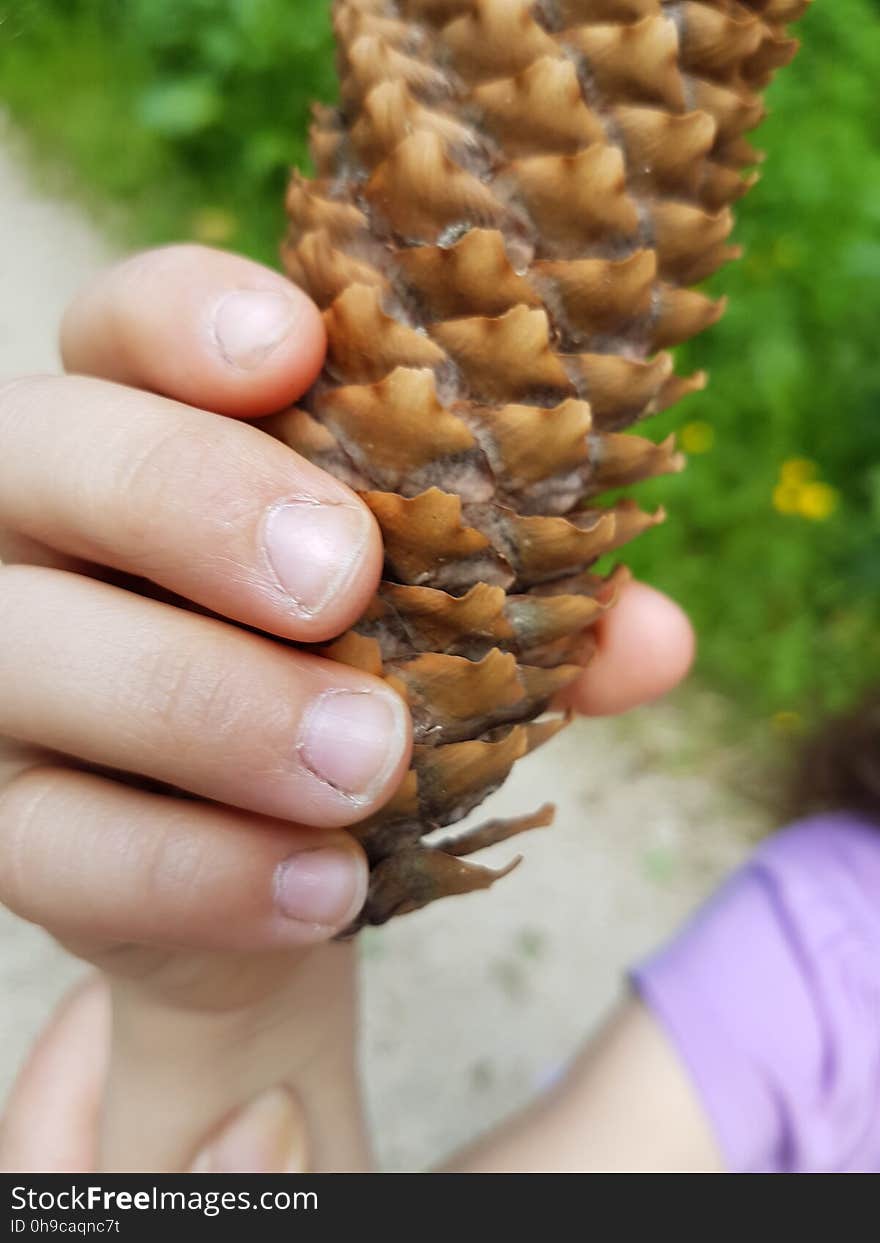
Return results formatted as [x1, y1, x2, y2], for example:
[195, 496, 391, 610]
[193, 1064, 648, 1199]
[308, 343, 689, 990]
[0, 0, 336, 260]
[1, 0, 878, 718]
[628, 0, 880, 716]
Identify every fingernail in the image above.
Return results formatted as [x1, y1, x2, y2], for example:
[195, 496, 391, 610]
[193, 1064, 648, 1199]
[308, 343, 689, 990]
[264, 500, 371, 617]
[190, 1087, 307, 1174]
[213, 290, 297, 370]
[274, 845, 362, 926]
[299, 689, 406, 802]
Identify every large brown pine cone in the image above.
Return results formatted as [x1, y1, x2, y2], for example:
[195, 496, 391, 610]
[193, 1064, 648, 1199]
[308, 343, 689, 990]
[266, 0, 807, 927]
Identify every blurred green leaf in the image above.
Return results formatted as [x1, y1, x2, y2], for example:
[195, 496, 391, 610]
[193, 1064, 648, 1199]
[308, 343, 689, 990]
[137, 78, 222, 137]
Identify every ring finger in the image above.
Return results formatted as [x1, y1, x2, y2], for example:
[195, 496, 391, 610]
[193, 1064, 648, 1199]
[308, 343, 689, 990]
[0, 564, 411, 829]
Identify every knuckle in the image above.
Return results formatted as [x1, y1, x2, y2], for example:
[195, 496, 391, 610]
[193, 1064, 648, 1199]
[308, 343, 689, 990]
[105, 423, 208, 569]
[110, 418, 199, 526]
[0, 563, 42, 646]
[127, 637, 253, 757]
[0, 373, 60, 437]
[0, 764, 61, 916]
[140, 815, 210, 914]
[107, 414, 252, 568]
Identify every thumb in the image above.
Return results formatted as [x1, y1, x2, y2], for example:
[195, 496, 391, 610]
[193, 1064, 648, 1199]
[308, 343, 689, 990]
[189, 1087, 310, 1175]
[0, 975, 109, 1174]
[0, 976, 309, 1175]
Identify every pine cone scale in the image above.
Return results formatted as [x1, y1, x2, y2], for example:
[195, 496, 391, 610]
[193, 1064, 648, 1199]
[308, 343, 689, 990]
[274, 0, 807, 927]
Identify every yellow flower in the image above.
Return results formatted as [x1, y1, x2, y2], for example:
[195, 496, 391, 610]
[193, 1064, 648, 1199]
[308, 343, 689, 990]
[680, 421, 714, 454]
[772, 482, 802, 515]
[797, 481, 839, 522]
[191, 207, 238, 245]
[772, 710, 804, 736]
[780, 458, 818, 485]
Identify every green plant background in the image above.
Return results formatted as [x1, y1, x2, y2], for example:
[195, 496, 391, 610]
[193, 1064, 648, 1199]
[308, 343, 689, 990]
[2, 0, 879, 721]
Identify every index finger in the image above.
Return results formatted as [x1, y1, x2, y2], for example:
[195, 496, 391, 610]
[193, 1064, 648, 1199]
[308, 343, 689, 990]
[61, 244, 325, 419]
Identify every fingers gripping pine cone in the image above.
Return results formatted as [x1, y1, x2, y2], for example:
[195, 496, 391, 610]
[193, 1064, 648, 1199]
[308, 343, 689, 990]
[267, 0, 808, 928]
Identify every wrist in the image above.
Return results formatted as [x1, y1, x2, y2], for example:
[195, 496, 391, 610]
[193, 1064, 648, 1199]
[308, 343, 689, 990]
[99, 943, 371, 1173]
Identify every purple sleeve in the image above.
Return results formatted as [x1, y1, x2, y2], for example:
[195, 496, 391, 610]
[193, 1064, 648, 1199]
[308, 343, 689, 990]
[631, 813, 880, 1173]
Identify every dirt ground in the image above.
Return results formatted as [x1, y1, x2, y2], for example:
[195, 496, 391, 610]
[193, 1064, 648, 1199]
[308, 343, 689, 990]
[0, 133, 771, 1171]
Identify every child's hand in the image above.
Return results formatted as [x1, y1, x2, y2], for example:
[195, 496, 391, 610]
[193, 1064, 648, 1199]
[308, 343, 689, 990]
[0, 244, 405, 1170]
[0, 244, 413, 990]
[0, 977, 309, 1174]
[0, 242, 692, 994]
[0, 243, 694, 1170]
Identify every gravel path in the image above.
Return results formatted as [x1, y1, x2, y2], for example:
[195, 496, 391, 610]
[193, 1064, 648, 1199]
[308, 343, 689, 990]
[0, 136, 771, 1171]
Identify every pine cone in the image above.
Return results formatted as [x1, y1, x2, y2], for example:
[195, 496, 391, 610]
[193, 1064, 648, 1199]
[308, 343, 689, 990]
[268, 0, 807, 928]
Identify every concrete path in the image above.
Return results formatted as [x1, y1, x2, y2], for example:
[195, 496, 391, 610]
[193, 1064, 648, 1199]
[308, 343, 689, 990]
[0, 134, 769, 1171]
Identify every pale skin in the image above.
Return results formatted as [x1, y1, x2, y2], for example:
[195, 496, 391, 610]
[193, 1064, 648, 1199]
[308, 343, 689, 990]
[0, 244, 707, 1173]
[2, 980, 722, 1173]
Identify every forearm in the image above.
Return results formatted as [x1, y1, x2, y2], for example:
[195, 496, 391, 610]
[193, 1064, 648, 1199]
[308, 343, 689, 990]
[444, 996, 721, 1174]
[99, 944, 371, 1174]
[451, 814, 880, 1176]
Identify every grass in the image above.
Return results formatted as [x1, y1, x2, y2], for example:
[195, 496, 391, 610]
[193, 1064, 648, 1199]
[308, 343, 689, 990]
[1, 0, 879, 721]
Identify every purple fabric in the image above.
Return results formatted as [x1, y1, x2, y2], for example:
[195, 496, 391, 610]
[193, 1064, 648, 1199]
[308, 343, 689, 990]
[632, 814, 880, 1173]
